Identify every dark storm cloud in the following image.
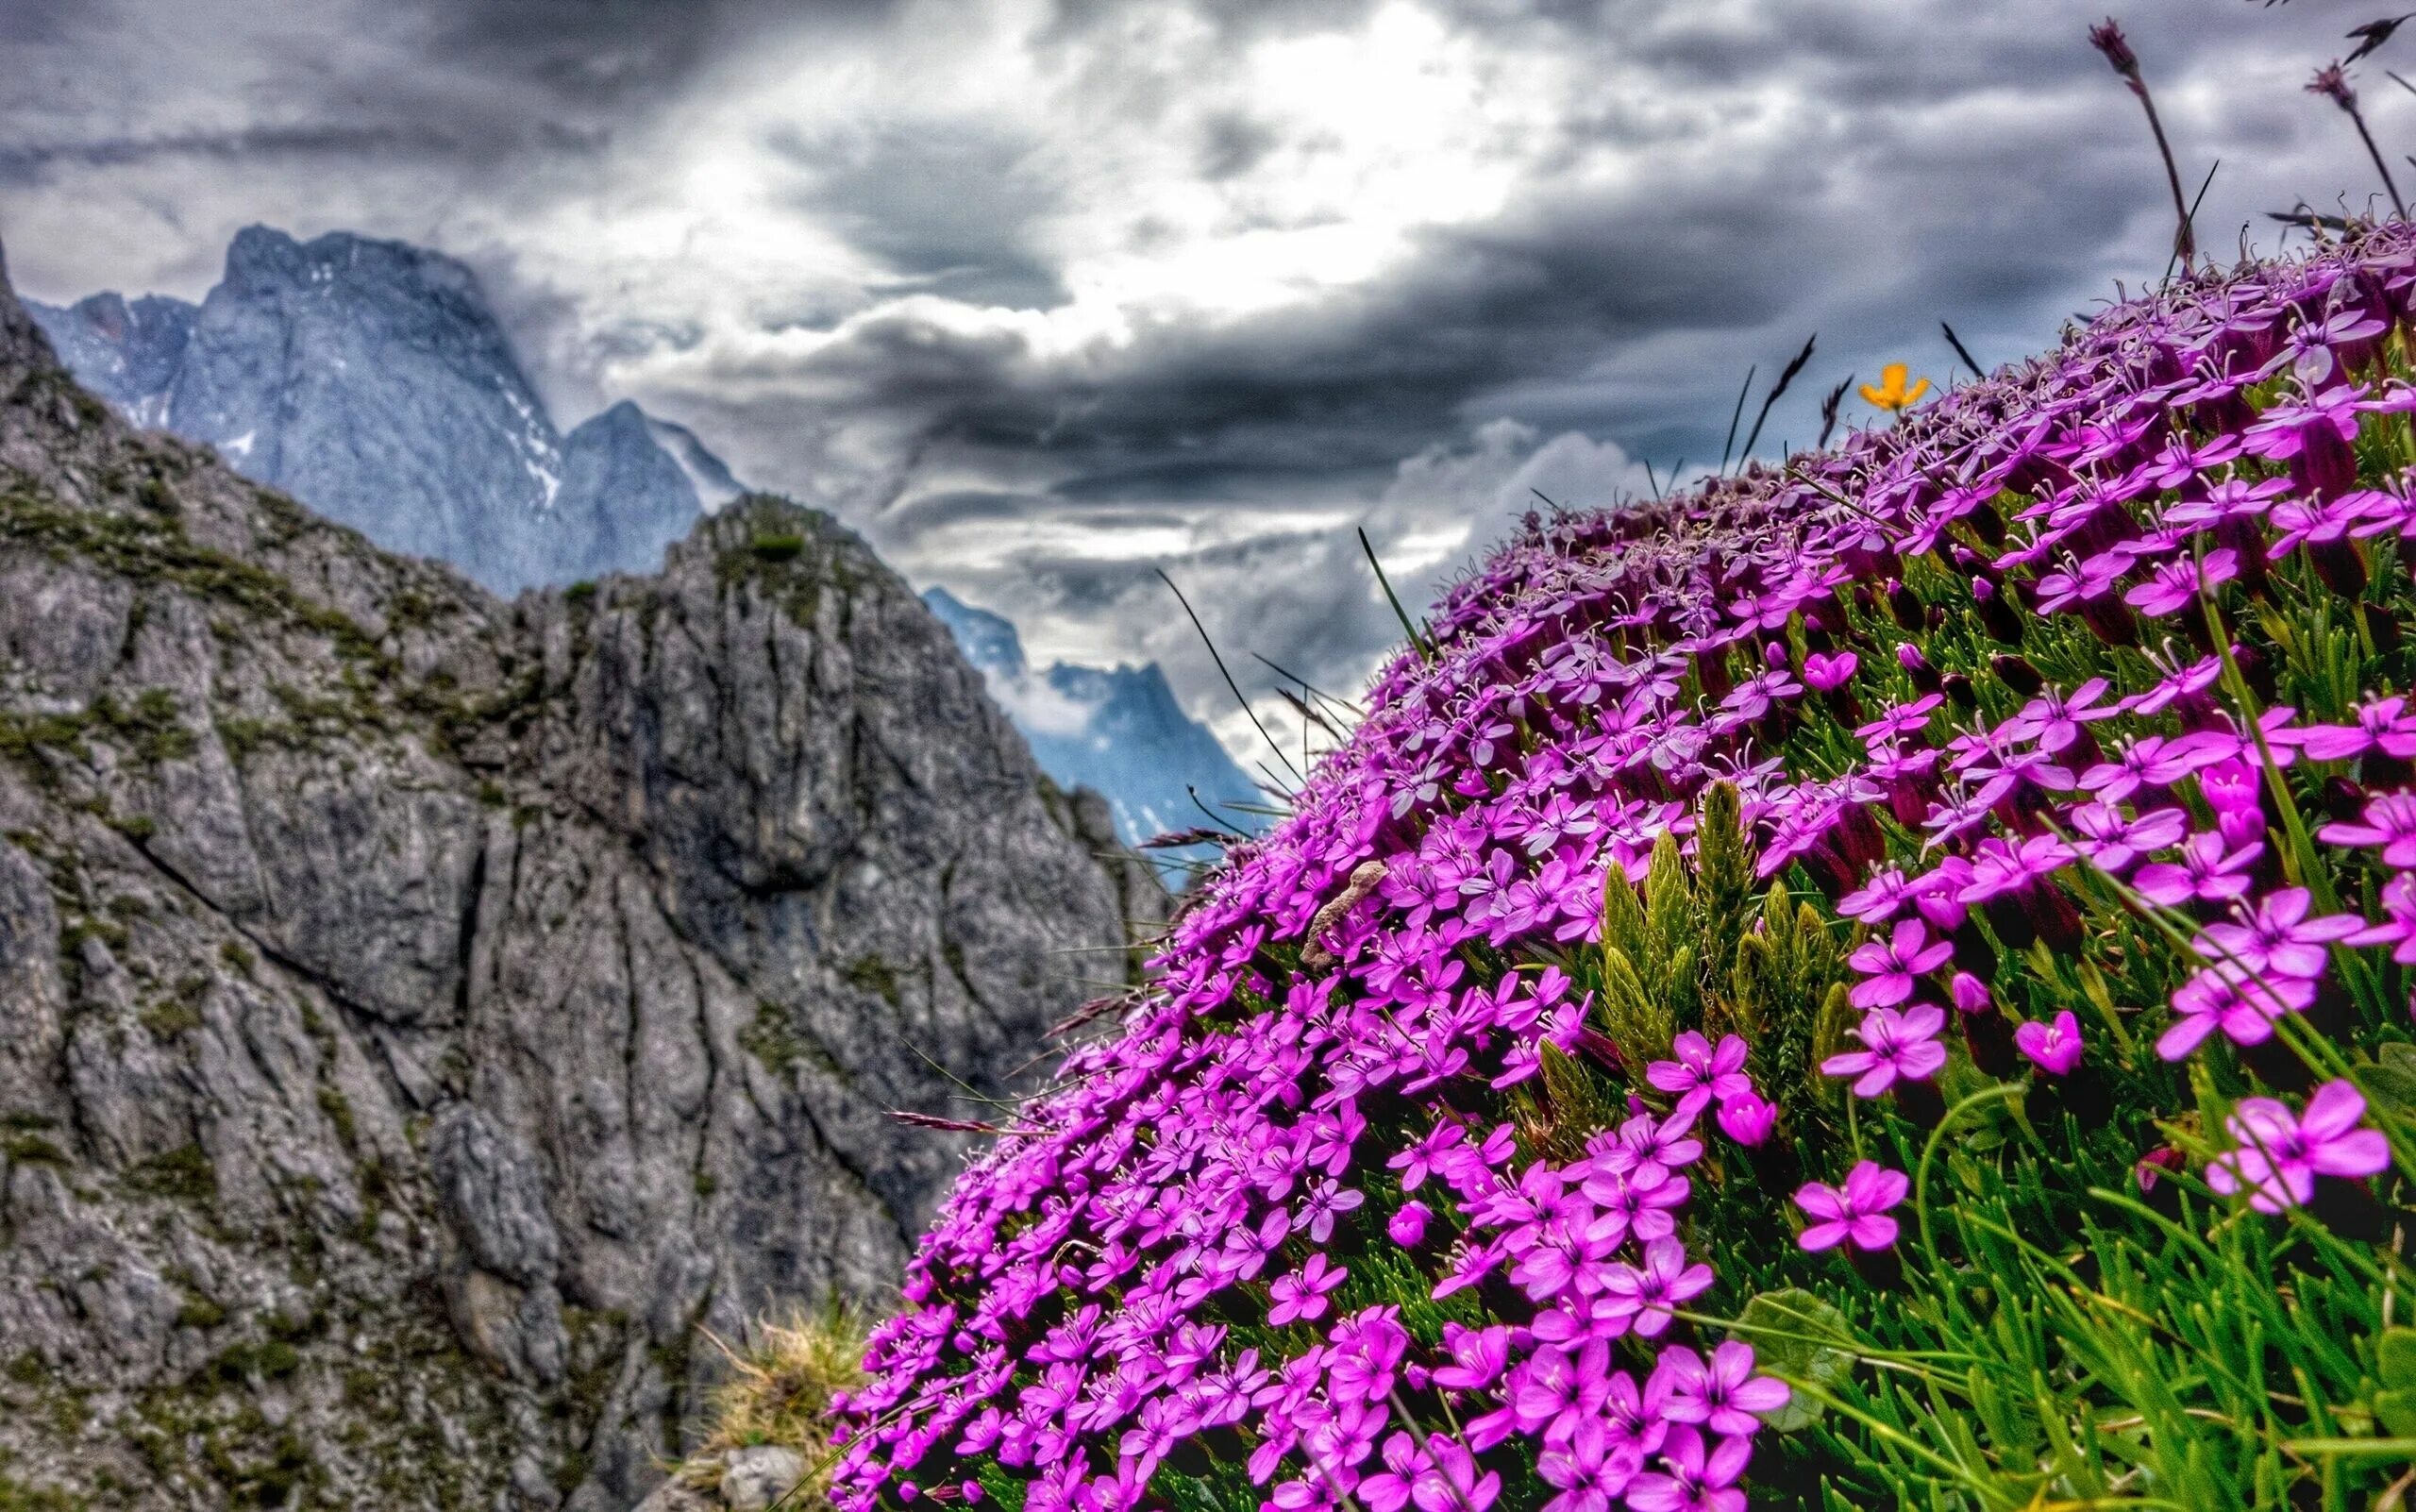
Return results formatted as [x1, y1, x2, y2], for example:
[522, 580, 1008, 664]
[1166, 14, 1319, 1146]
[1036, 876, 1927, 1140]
[406, 0, 895, 109]
[0, 125, 461, 185]
[2, 0, 2404, 746]
[771, 120, 1072, 310]
[1197, 112, 1282, 180]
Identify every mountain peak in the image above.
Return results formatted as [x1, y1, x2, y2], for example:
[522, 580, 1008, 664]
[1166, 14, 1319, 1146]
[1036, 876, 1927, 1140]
[922, 586, 1029, 680]
[28, 225, 737, 593]
[223, 224, 481, 301]
[920, 587, 1261, 852]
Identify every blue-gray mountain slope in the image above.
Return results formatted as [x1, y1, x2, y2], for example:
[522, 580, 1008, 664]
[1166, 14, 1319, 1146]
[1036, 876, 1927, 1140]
[28, 226, 721, 593]
[922, 587, 1264, 849]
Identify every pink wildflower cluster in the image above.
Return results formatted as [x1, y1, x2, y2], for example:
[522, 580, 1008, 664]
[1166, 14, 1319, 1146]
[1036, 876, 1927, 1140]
[830, 229, 2416, 1510]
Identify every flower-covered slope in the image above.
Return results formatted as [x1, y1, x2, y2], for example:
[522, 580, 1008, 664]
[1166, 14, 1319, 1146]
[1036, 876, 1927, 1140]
[831, 227, 2416, 1510]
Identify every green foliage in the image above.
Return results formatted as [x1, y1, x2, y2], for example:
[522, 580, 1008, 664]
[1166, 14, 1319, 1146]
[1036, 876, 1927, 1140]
[123, 1143, 216, 1203]
[1727, 1289, 1852, 1433]
[0, 1133, 67, 1167]
[1590, 782, 1851, 1118]
[0, 1472, 85, 1512]
[843, 953, 904, 1009]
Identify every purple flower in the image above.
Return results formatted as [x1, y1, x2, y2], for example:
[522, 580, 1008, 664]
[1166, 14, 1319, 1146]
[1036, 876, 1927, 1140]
[1959, 833, 2077, 903]
[2122, 548, 2237, 617]
[1601, 1236, 1715, 1337]
[1655, 1342, 1792, 1437]
[1804, 650, 1859, 692]
[2197, 756, 2266, 848]
[2081, 731, 2230, 801]
[2069, 801, 2188, 874]
[2089, 19, 2138, 77]
[2319, 790, 2416, 867]
[2134, 831, 2263, 906]
[2244, 382, 2368, 495]
[2192, 887, 2359, 982]
[2035, 549, 2130, 615]
[1714, 1090, 1776, 1148]
[1536, 1418, 1640, 1512]
[1950, 972, 1992, 1016]
[1432, 1323, 1511, 1392]
[1625, 1427, 1749, 1512]
[1510, 1341, 1615, 1443]
[1820, 1005, 1949, 1098]
[1299, 1178, 1367, 1243]
[1837, 866, 1923, 924]
[2207, 1082, 2391, 1213]
[1645, 1032, 1753, 1117]
[2300, 695, 2416, 761]
[1794, 1161, 1909, 1252]
[1357, 1434, 1428, 1512]
[1856, 694, 1942, 743]
[2156, 965, 2316, 1060]
[1388, 1121, 1466, 1191]
[2013, 1010, 2085, 1076]
[1267, 1253, 1348, 1325]
[1388, 1201, 1434, 1249]
[2004, 678, 2118, 754]
[1409, 1438, 1501, 1512]
[1846, 918, 1953, 1009]
[2346, 873, 2416, 962]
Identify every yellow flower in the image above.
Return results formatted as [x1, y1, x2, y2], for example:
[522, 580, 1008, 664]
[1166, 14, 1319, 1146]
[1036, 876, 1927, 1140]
[1858, 363, 1932, 414]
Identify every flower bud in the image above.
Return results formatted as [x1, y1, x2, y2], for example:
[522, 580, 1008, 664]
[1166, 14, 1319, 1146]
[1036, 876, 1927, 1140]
[1888, 580, 1924, 630]
[1988, 654, 2043, 697]
[1950, 972, 1992, 1016]
[1716, 1090, 1777, 1147]
[2089, 19, 2138, 79]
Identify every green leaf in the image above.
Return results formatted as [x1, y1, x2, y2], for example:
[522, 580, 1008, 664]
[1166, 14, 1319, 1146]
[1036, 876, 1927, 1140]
[2379, 1389, 2416, 1440]
[1728, 1288, 1855, 1433]
[2364, 1045, 2416, 1121]
[2380, 1326, 2416, 1391]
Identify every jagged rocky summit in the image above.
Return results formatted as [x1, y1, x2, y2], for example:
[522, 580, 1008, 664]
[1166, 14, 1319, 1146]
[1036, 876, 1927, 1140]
[33, 227, 1259, 862]
[921, 587, 1263, 852]
[0, 238, 1161, 1511]
[28, 226, 738, 595]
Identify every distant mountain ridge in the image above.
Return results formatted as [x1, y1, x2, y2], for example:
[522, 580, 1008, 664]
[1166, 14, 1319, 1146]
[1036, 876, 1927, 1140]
[923, 587, 1264, 850]
[33, 226, 1263, 845]
[28, 226, 726, 593]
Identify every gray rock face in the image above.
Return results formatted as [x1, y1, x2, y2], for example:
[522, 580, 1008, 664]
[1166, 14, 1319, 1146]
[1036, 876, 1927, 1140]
[0, 240, 1160, 1512]
[27, 226, 728, 594]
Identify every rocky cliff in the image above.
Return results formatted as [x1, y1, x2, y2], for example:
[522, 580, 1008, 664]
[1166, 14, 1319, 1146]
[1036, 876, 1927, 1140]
[0, 239, 1160, 1512]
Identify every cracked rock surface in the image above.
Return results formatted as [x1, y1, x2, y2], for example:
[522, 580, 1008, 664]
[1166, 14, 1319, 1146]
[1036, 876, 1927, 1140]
[0, 239, 1162, 1512]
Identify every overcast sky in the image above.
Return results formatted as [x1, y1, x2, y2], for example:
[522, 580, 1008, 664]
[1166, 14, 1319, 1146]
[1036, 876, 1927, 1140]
[0, 0, 2402, 764]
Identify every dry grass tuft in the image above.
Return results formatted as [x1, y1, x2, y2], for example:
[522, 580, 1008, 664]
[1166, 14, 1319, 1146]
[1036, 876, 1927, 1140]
[685, 1302, 870, 1497]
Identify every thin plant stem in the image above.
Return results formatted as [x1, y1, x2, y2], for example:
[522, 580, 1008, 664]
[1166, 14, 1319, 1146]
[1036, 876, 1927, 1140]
[1156, 566, 1302, 786]
[2134, 83, 2199, 273]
